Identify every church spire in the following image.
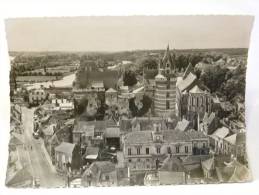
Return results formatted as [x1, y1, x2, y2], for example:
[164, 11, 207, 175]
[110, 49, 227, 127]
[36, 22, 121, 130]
[158, 59, 162, 75]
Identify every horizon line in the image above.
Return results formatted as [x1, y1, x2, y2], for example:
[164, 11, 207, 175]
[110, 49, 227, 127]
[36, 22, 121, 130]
[9, 47, 249, 54]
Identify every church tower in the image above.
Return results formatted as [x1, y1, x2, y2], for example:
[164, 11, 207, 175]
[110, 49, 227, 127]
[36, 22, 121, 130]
[154, 45, 177, 117]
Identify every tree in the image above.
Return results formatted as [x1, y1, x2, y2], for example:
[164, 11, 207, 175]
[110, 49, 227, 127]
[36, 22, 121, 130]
[129, 95, 152, 117]
[221, 65, 246, 101]
[175, 54, 189, 71]
[141, 57, 158, 69]
[75, 96, 88, 116]
[10, 67, 17, 89]
[123, 70, 137, 86]
[200, 65, 228, 93]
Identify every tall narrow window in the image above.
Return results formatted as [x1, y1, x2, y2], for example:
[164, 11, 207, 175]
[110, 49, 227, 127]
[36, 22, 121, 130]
[203, 143, 206, 148]
[157, 147, 161, 154]
[176, 146, 180, 153]
[128, 148, 131, 155]
[146, 148, 149, 155]
[166, 92, 170, 98]
[185, 146, 188, 153]
[137, 147, 141, 155]
[166, 100, 170, 109]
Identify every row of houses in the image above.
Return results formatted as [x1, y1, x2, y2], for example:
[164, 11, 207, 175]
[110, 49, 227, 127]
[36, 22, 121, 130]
[6, 111, 33, 187]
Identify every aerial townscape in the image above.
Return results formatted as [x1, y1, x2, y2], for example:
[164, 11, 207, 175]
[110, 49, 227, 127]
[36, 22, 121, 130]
[6, 43, 251, 188]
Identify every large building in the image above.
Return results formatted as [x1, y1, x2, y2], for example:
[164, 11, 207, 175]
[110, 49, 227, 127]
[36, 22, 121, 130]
[176, 63, 213, 129]
[154, 45, 177, 116]
[28, 87, 47, 106]
[123, 124, 209, 173]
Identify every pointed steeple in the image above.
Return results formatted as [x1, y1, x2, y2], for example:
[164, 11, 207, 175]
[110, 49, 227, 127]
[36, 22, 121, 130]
[162, 44, 175, 74]
[158, 59, 162, 75]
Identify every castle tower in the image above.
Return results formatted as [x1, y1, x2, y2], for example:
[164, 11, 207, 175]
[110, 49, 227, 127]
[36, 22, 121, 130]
[154, 45, 177, 117]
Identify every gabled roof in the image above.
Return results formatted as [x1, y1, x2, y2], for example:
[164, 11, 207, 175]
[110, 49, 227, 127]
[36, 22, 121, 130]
[224, 134, 237, 145]
[106, 88, 117, 93]
[211, 127, 230, 139]
[55, 142, 75, 155]
[189, 85, 205, 94]
[177, 72, 197, 92]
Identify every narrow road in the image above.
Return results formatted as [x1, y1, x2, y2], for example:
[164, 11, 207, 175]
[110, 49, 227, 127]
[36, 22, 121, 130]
[22, 107, 65, 188]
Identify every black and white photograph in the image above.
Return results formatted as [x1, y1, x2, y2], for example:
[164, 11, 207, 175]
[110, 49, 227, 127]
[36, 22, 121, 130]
[4, 15, 254, 188]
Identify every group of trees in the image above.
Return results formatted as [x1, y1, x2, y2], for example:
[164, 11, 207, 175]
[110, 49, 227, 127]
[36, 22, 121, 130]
[221, 65, 246, 100]
[129, 95, 152, 117]
[74, 97, 107, 121]
[199, 64, 246, 102]
[123, 70, 137, 87]
[199, 65, 229, 93]
[18, 71, 63, 77]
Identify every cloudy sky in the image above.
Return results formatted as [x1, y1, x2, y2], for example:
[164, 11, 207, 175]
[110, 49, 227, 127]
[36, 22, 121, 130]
[5, 16, 254, 52]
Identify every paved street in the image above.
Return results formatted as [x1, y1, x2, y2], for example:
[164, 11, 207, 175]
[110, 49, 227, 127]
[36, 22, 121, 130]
[22, 107, 65, 188]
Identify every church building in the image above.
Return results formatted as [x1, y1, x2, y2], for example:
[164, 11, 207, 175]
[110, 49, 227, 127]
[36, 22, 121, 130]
[176, 63, 213, 129]
[154, 45, 177, 117]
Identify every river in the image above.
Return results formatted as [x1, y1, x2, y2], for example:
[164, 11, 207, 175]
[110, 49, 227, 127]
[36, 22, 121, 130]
[25, 73, 76, 90]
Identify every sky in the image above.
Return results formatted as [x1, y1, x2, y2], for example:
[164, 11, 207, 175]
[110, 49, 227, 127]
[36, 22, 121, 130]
[5, 16, 254, 52]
